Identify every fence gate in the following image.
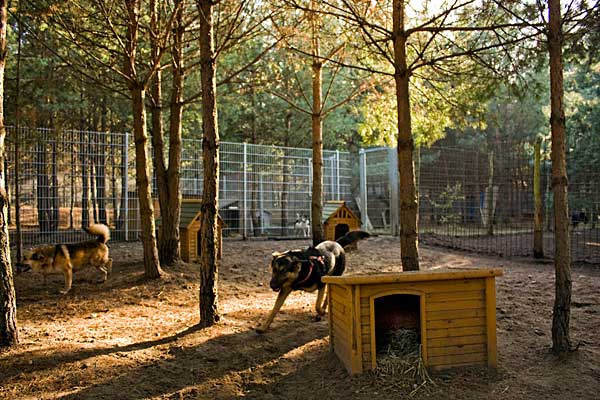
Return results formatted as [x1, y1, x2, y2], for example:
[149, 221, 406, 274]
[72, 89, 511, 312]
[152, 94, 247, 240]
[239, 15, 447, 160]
[359, 147, 399, 236]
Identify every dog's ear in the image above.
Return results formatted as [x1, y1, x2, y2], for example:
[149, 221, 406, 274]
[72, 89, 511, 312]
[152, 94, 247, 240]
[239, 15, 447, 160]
[31, 252, 44, 261]
[272, 251, 289, 258]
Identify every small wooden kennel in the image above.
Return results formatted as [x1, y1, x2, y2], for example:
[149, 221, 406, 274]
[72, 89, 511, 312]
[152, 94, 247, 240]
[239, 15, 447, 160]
[322, 201, 361, 242]
[156, 200, 224, 263]
[322, 268, 503, 374]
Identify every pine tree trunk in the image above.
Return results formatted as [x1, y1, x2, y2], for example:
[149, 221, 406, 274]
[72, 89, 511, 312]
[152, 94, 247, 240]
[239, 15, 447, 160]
[125, 0, 161, 279]
[13, 3, 22, 262]
[116, 134, 128, 240]
[80, 129, 90, 228]
[110, 134, 118, 229]
[310, 6, 325, 245]
[393, 0, 419, 271]
[198, 0, 220, 327]
[163, 2, 184, 265]
[0, 0, 18, 347]
[149, 43, 169, 261]
[548, 0, 572, 354]
[250, 87, 260, 236]
[281, 120, 291, 236]
[533, 137, 544, 258]
[47, 134, 59, 231]
[70, 136, 75, 230]
[150, 0, 183, 266]
[90, 152, 99, 223]
[487, 150, 494, 235]
[131, 87, 162, 279]
[96, 105, 108, 224]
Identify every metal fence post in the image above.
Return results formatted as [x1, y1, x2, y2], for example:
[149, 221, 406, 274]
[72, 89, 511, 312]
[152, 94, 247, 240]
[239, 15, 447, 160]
[329, 156, 335, 201]
[124, 131, 129, 241]
[336, 150, 340, 200]
[243, 142, 248, 239]
[388, 147, 399, 236]
[359, 148, 368, 230]
[308, 157, 313, 220]
[259, 173, 264, 234]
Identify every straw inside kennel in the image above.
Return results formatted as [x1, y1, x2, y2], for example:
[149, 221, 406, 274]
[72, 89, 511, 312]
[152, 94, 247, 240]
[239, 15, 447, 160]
[375, 294, 421, 356]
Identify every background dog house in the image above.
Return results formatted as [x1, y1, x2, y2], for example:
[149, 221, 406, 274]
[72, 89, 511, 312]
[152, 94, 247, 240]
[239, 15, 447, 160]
[156, 200, 224, 263]
[323, 201, 361, 242]
[322, 268, 503, 374]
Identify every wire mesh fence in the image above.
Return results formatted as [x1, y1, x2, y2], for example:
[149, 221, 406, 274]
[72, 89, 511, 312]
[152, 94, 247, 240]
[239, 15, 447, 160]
[417, 141, 600, 264]
[5, 127, 355, 244]
[6, 127, 134, 245]
[5, 127, 599, 264]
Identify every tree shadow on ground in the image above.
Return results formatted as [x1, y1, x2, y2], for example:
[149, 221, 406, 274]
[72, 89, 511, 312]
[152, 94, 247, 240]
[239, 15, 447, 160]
[49, 317, 328, 400]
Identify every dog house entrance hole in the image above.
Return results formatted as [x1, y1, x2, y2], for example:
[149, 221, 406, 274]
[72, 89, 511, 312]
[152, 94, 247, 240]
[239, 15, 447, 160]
[334, 224, 349, 240]
[374, 294, 421, 358]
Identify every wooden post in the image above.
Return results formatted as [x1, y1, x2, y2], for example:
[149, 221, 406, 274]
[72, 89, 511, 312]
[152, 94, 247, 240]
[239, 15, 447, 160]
[485, 277, 498, 367]
[533, 137, 544, 258]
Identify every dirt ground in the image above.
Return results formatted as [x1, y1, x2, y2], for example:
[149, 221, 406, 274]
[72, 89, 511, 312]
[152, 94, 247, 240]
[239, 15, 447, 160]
[1, 237, 599, 399]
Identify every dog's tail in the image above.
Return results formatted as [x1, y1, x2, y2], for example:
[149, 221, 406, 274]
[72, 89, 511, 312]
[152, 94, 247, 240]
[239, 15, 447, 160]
[336, 230, 370, 248]
[84, 223, 110, 244]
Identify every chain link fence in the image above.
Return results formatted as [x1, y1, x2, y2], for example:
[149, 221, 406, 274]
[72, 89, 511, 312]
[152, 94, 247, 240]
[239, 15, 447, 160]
[6, 128, 599, 264]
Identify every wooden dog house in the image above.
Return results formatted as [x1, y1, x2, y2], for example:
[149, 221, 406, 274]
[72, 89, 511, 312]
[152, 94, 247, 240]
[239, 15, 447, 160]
[156, 200, 224, 263]
[322, 268, 503, 374]
[323, 201, 361, 242]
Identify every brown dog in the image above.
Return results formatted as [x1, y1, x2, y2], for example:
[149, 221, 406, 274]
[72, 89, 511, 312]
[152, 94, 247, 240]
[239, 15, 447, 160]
[256, 230, 369, 333]
[17, 224, 112, 294]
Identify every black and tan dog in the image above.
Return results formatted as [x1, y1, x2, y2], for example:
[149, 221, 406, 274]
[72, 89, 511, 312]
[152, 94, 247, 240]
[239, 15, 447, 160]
[17, 224, 112, 294]
[256, 230, 369, 333]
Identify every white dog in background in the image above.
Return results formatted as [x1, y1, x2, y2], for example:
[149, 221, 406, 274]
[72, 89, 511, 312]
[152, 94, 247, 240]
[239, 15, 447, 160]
[294, 214, 310, 238]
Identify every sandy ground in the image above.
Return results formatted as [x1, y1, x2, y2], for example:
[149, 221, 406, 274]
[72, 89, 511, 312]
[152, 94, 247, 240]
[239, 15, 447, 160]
[1, 236, 599, 399]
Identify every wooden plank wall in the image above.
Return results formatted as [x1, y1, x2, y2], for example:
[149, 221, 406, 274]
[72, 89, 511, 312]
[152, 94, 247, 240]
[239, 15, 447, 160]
[360, 296, 371, 369]
[181, 229, 189, 262]
[329, 285, 354, 373]
[425, 279, 488, 369]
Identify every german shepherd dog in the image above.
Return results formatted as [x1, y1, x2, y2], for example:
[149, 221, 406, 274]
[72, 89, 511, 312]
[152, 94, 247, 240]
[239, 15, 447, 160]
[256, 230, 369, 333]
[17, 224, 112, 295]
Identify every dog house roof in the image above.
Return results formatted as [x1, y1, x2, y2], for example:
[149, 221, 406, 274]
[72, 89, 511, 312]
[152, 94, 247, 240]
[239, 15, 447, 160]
[156, 200, 224, 229]
[322, 268, 503, 285]
[322, 201, 360, 224]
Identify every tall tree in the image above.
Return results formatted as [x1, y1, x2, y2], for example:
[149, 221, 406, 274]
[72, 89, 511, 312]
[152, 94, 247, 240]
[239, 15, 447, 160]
[325, 0, 535, 270]
[0, 0, 18, 348]
[270, 0, 371, 244]
[548, 0, 572, 354]
[392, 0, 419, 270]
[150, 0, 185, 266]
[192, 0, 281, 326]
[197, 0, 221, 327]
[533, 135, 544, 258]
[124, 0, 162, 278]
[309, 0, 325, 244]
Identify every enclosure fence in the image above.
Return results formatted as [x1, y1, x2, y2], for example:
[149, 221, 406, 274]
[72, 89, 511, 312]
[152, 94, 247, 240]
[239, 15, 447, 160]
[6, 127, 599, 264]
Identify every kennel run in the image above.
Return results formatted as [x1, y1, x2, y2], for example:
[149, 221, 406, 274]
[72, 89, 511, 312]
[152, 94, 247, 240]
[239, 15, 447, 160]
[322, 268, 503, 374]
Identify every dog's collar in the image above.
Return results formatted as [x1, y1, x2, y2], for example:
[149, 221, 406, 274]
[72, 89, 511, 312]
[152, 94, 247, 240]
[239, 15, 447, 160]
[296, 256, 323, 286]
[296, 263, 313, 286]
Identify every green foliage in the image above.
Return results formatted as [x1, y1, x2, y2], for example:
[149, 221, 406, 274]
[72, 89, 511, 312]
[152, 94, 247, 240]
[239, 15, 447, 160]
[428, 183, 465, 225]
[3, 0, 597, 160]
